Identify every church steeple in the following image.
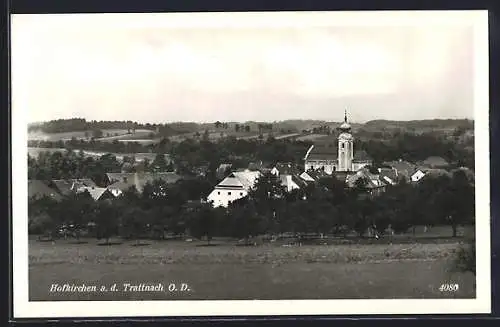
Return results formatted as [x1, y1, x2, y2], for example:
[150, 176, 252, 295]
[338, 108, 354, 172]
[339, 108, 351, 132]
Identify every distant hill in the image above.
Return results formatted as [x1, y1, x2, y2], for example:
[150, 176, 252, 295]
[364, 119, 473, 130]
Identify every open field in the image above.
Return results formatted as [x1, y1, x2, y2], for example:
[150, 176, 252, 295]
[29, 238, 475, 301]
[296, 133, 329, 142]
[274, 133, 302, 140]
[95, 129, 155, 142]
[27, 147, 164, 163]
[28, 129, 148, 142]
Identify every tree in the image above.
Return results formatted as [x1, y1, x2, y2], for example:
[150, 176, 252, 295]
[187, 203, 218, 245]
[95, 201, 120, 244]
[28, 195, 59, 238]
[214, 121, 222, 129]
[228, 200, 262, 245]
[249, 171, 286, 216]
[121, 207, 150, 245]
[203, 129, 210, 142]
[436, 170, 475, 237]
[235, 124, 240, 132]
[245, 125, 251, 132]
[58, 192, 95, 241]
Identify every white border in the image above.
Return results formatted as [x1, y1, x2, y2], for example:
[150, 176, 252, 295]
[12, 10, 491, 318]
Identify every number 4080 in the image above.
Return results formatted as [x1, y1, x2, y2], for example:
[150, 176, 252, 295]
[439, 284, 459, 292]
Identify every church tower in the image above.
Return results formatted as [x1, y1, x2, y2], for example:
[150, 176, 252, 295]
[337, 109, 354, 171]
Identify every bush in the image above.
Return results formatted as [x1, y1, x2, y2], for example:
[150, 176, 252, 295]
[454, 238, 475, 275]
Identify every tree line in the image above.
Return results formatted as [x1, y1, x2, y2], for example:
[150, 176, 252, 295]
[29, 129, 474, 176]
[29, 168, 474, 244]
[28, 151, 174, 186]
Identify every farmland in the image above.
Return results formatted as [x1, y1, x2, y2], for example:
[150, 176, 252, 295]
[296, 134, 329, 142]
[28, 129, 154, 142]
[27, 147, 163, 163]
[29, 238, 475, 301]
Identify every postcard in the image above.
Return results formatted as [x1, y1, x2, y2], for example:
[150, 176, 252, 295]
[11, 10, 490, 318]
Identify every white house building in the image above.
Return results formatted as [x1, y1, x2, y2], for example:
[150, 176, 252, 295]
[411, 169, 426, 183]
[207, 170, 261, 207]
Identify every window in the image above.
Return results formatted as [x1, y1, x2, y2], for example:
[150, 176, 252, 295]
[240, 192, 243, 196]
[228, 192, 231, 195]
[217, 191, 220, 195]
[342, 143, 345, 149]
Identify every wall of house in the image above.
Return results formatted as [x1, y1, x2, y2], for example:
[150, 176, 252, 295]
[207, 188, 248, 207]
[411, 170, 426, 182]
[109, 188, 122, 197]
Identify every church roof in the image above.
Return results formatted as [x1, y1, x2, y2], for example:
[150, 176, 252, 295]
[305, 143, 337, 161]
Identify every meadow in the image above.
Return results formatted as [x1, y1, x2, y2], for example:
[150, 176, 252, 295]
[27, 147, 161, 162]
[28, 129, 147, 142]
[29, 236, 475, 301]
[296, 133, 329, 142]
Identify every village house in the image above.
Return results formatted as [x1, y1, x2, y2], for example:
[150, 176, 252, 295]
[383, 160, 417, 182]
[207, 170, 261, 207]
[346, 168, 387, 196]
[271, 162, 300, 176]
[105, 172, 184, 196]
[47, 179, 97, 196]
[76, 186, 115, 201]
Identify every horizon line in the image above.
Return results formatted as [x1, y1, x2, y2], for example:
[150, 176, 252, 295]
[27, 116, 475, 126]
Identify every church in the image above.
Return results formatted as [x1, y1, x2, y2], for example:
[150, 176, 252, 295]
[303, 110, 372, 174]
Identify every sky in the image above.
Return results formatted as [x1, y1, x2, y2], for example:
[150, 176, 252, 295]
[11, 12, 478, 124]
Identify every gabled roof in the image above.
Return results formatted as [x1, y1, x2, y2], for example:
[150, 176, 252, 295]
[291, 174, 309, 188]
[273, 162, 300, 175]
[306, 169, 331, 180]
[347, 171, 386, 189]
[106, 173, 135, 183]
[28, 180, 62, 201]
[77, 186, 113, 201]
[305, 143, 338, 161]
[216, 170, 261, 190]
[383, 160, 417, 179]
[50, 179, 96, 195]
[378, 168, 398, 185]
[107, 172, 184, 193]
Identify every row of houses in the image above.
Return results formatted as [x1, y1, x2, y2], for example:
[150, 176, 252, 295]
[28, 157, 473, 209]
[206, 158, 474, 207]
[28, 172, 185, 202]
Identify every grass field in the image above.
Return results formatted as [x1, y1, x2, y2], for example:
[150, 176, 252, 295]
[28, 129, 145, 142]
[296, 133, 329, 142]
[29, 238, 475, 301]
[27, 148, 162, 162]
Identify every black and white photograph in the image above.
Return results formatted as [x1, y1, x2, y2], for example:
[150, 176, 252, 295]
[11, 10, 490, 318]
